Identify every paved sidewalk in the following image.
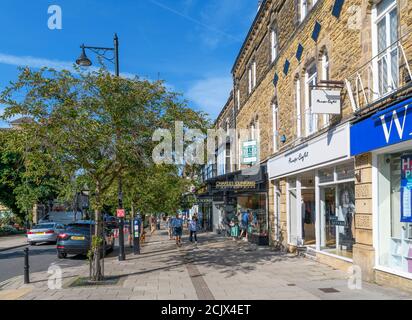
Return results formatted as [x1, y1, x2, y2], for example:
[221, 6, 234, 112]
[0, 234, 27, 252]
[0, 228, 411, 300]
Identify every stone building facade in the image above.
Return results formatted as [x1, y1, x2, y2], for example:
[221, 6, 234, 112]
[211, 0, 412, 292]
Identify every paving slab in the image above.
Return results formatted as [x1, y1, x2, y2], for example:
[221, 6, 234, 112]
[1, 226, 411, 300]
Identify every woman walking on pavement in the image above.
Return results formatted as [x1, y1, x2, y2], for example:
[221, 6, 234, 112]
[165, 216, 172, 240]
[189, 214, 198, 246]
[150, 215, 156, 235]
[172, 213, 183, 247]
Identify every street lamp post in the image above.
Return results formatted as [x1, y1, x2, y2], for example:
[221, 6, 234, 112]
[75, 33, 126, 262]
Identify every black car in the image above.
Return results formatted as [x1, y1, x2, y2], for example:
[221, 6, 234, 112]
[56, 221, 115, 259]
[104, 216, 118, 229]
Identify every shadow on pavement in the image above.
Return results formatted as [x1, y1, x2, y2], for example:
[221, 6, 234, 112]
[170, 234, 297, 278]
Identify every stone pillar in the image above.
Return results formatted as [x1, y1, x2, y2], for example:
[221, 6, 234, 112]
[268, 181, 275, 246]
[279, 179, 289, 250]
[353, 152, 375, 282]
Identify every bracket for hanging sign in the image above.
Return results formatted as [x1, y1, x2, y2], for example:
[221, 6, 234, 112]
[310, 80, 345, 89]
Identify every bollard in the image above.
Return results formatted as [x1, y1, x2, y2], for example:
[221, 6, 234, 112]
[24, 247, 30, 284]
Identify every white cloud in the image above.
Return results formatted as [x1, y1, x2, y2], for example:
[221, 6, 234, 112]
[186, 76, 232, 118]
[0, 52, 136, 79]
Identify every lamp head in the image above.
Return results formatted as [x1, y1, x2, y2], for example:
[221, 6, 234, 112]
[76, 46, 92, 67]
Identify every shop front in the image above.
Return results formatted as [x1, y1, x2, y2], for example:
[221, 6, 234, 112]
[351, 96, 412, 287]
[207, 165, 269, 245]
[268, 123, 356, 263]
[195, 185, 214, 232]
[196, 198, 213, 232]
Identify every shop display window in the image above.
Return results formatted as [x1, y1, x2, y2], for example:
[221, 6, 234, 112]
[320, 182, 355, 258]
[336, 163, 355, 180]
[378, 153, 412, 274]
[318, 162, 356, 258]
[237, 194, 268, 237]
[319, 168, 334, 184]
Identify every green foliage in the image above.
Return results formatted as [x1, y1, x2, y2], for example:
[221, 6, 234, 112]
[124, 164, 190, 216]
[0, 225, 25, 236]
[0, 66, 210, 279]
[0, 130, 60, 220]
[87, 235, 104, 261]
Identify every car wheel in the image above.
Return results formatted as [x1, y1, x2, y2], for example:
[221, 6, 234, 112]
[106, 246, 114, 254]
[57, 252, 67, 259]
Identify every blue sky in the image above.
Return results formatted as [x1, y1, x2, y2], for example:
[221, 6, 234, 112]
[0, 0, 258, 127]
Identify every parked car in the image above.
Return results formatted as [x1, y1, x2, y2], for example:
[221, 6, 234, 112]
[39, 211, 82, 225]
[104, 216, 118, 229]
[56, 221, 114, 259]
[27, 223, 66, 245]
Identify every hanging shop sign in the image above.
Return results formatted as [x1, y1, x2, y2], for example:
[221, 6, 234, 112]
[350, 96, 412, 156]
[242, 141, 258, 164]
[215, 181, 257, 190]
[401, 154, 412, 223]
[311, 89, 341, 115]
[268, 123, 350, 179]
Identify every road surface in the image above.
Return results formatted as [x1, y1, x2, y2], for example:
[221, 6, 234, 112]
[0, 243, 87, 283]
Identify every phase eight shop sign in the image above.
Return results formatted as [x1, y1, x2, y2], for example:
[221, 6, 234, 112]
[268, 124, 350, 179]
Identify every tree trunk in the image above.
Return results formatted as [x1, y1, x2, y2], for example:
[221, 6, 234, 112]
[90, 182, 103, 281]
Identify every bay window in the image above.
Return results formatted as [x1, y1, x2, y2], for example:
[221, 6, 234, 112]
[373, 0, 398, 97]
[305, 64, 318, 136]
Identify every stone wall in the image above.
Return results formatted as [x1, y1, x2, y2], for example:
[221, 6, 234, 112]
[234, 0, 368, 166]
[227, 0, 412, 290]
[353, 152, 375, 282]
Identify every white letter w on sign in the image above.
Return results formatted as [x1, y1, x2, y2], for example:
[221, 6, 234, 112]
[380, 105, 408, 143]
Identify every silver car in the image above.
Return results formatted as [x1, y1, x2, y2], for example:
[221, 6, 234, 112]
[27, 223, 66, 245]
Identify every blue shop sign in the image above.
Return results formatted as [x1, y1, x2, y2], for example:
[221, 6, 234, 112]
[351, 97, 412, 156]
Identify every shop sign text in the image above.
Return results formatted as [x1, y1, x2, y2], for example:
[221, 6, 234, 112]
[350, 97, 412, 156]
[215, 181, 256, 190]
[311, 89, 341, 114]
[401, 154, 412, 222]
[288, 151, 309, 164]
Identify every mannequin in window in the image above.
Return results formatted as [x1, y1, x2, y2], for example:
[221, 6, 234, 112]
[340, 186, 356, 250]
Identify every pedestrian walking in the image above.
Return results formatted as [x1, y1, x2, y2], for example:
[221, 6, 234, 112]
[150, 215, 156, 235]
[172, 213, 183, 247]
[239, 210, 249, 241]
[168, 216, 175, 240]
[189, 215, 198, 246]
[156, 215, 161, 230]
[230, 218, 239, 241]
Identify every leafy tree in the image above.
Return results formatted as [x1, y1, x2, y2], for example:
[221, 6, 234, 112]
[123, 164, 190, 219]
[0, 66, 209, 281]
[0, 130, 60, 222]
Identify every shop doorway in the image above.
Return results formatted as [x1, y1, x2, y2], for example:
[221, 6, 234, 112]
[320, 183, 355, 258]
[287, 173, 316, 246]
[288, 187, 298, 244]
[321, 187, 337, 249]
[301, 175, 316, 246]
[302, 189, 316, 245]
